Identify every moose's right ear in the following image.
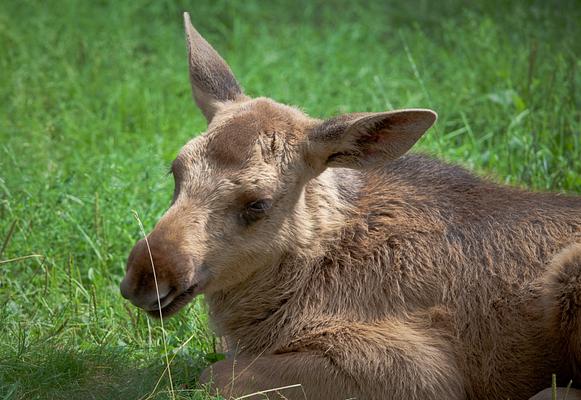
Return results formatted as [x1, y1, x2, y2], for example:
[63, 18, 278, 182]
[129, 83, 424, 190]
[183, 12, 247, 123]
[306, 109, 437, 173]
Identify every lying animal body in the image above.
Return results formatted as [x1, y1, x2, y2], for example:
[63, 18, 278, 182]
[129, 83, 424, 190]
[120, 12, 581, 400]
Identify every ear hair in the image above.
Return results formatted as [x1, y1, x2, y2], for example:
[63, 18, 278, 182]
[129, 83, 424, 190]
[183, 12, 247, 122]
[307, 109, 437, 172]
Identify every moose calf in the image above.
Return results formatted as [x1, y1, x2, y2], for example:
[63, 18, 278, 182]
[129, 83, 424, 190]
[120, 13, 581, 400]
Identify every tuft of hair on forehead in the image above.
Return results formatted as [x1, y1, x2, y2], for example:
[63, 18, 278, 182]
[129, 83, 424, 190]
[204, 98, 311, 168]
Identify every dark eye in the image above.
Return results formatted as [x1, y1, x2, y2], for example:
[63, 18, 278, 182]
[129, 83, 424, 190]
[246, 199, 272, 213]
[241, 199, 272, 225]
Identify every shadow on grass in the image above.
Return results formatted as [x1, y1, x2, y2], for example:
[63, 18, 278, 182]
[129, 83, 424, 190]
[0, 345, 214, 400]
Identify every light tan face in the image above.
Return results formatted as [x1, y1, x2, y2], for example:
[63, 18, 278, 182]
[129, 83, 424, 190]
[120, 13, 437, 317]
[121, 98, 317, 317]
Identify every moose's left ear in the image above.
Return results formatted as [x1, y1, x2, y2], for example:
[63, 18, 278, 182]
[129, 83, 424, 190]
[306, 109, 437, 171]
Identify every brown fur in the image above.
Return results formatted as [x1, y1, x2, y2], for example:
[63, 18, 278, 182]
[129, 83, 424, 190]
[120, 13, 581, 400]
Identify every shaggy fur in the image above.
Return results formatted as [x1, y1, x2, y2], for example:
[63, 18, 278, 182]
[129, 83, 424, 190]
[121, 13, 581, 400]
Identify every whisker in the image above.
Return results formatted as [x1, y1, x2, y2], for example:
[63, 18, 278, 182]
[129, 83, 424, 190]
[132, 210, 176, 400]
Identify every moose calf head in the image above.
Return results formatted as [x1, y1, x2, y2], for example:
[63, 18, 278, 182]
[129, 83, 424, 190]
[120, 13, 437, 317]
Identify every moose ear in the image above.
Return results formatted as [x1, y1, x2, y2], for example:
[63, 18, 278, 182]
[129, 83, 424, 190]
[183, 12, 247, 123]
[307, 109, 437, 172]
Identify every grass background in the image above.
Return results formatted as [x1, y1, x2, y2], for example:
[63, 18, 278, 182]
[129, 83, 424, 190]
[0, 0, 580, 398]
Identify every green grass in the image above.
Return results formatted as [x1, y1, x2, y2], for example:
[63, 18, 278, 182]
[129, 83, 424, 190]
[0, 0, 579, 398]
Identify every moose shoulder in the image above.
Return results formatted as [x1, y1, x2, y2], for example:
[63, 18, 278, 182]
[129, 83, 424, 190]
[120, 12, 581, 400]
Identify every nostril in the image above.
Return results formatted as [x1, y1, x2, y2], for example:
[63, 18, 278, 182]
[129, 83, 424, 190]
[120, 271, 175, 310]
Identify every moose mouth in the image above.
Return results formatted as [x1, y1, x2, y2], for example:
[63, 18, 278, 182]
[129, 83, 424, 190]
[147, 283, 202, 318]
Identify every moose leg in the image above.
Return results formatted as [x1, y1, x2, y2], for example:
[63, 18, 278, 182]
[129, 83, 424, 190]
[200, 352, 358, 399]
[201, 318, 464, 400]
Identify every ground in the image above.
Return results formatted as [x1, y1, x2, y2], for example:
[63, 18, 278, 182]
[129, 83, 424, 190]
[0, 0, 580, 399]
